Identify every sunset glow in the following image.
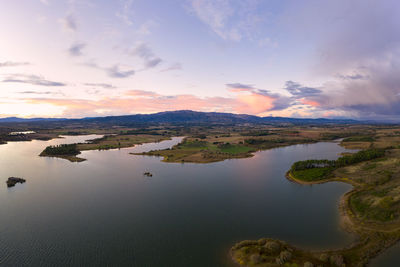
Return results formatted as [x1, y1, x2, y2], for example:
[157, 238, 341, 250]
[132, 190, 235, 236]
[1, 1, 399, 120]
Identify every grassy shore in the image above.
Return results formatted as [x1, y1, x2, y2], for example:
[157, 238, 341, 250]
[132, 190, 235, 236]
[39, 134, 171, 162]
[231, 129, 400, 267]
[77, 134, 170, 151]
[131, 126, 359, 163]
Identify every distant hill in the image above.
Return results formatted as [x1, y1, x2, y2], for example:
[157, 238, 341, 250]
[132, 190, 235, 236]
[0, 117, 67, 123]
[0, 110, 358, 125]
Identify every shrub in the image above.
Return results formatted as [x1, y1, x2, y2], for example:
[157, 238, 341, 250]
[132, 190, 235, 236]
[330, 254, 344, 266]
[250, 254, 262, 264]
[280, 250, 292, 262]
[319, 253, 329, 262]
[264, 241, 280, 254]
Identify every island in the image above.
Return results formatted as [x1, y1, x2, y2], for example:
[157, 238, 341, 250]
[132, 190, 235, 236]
[39, 143, 86, 162]
[6, 177, 26, 188]
[231, 129, 400, 266]
[39, 134, 172, 162]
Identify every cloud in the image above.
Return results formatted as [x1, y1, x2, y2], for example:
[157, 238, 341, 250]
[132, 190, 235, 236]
[128, 42, 162, 69]
[40, 0, 49, 5]
[188, 0, 264, 41]
[190, 0, 237, 40]
[61, 14, 77, 32]
[82, 61, 135, 79]
[284, 63, 400, 118]
[19, 86, 294, 118]
[336, 73, 367, 80]
[160, 62, 182, 72]
[137, 20, 157, 35]
[18, 90, 64, 95]
[2, 74, 66, 86]
[84, 83, 116, 89]
[68, 43, 86, 56]
[106, 65, 135, 78]
[125, 90, 160, 97]
[19, 91, 52, 94]
[116, 0, 134, 26]
[0, 61, 30, 68]
[226, 82, 292, 112]
[145, 58, 162, 69]
[284, 81, 322, 97]
[226, 83, 256, 90]
[281, 1, 399, 73]
[262, 0, 400, 119]
[299, 98, 320, 107]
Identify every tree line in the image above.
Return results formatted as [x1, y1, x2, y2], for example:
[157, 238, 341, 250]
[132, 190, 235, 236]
[41, 144, 80, 156]
[291, 148, 385, 172]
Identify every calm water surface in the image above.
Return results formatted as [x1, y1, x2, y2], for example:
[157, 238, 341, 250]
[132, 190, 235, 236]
[0, 136, 360, 266]
[370, 242, 400, 266]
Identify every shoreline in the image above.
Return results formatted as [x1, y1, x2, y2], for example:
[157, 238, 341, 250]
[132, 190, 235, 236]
[231, 169, 400, 266]
[286, 169, 400, 265]
[38, 135, 173, 162]
[135, 140, 319, 164]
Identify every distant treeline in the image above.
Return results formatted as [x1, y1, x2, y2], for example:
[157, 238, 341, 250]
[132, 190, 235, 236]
[291, 148, 386, 172]
[342, 136, 375, 142]
[244, 138, 314, 146]
[41, 144, 80, 156]
[120, 129, 163, 135]
[240, 131, 273, 136]
[320, 132, 374, 141]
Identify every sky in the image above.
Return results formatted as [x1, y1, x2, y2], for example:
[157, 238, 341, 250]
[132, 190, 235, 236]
[1, 0, 399, 120]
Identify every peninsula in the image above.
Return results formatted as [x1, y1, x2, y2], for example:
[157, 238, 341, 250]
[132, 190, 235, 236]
[231, 127, 400, 266]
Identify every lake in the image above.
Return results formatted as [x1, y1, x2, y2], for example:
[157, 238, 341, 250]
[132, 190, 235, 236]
[0, 136, 358, 266]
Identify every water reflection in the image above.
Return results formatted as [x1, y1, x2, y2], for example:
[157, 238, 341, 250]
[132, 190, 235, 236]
[0, 136, 357, 267]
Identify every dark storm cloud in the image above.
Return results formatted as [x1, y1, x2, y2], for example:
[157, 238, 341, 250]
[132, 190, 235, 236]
[281, 0, 400, 119]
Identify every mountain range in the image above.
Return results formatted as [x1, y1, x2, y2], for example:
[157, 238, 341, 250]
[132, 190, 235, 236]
[0, 110, 360, 125]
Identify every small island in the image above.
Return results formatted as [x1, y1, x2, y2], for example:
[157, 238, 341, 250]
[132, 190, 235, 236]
[6, 177, 26, 188]
[231, 131, 400, 266]
[40, 144, 86, 162]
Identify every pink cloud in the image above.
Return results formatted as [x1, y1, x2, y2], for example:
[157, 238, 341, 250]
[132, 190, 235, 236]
[236, 92, 275, 114]
[299, 98, 320, 107]
[22, 89, 281, 118]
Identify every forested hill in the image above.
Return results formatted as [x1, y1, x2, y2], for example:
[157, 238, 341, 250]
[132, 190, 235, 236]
[0, 110, 358, 125]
